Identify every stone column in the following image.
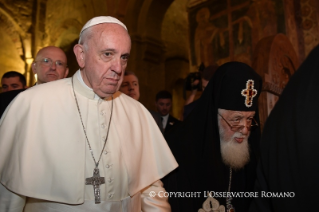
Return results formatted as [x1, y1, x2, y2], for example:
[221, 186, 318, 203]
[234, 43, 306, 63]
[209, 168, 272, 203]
[129, 34, 166, 110]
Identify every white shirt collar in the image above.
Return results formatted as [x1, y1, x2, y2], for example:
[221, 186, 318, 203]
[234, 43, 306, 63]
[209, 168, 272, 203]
[76, 70, 101, 100]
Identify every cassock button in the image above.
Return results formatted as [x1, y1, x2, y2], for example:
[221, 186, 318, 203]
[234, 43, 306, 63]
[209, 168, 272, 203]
[102, 136, 106, 140]
[100, 110, 105, 115]
[106, 164, 110, 168]
[101, 123, 105, 128]
[104, 150, 108, 155]
[108, 194, 113, 199]
[108, 178, 113, 183]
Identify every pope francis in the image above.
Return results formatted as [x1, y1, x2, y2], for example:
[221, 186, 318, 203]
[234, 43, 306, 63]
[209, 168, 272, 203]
[0, 16, 178, 212]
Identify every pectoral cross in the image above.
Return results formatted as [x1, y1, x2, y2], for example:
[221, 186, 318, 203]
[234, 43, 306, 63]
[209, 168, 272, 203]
[85, 168, 105, 204]
[241, 79, 257, 108]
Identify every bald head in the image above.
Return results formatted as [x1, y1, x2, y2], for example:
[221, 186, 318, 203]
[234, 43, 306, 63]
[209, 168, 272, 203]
[32, 46, 69, 84]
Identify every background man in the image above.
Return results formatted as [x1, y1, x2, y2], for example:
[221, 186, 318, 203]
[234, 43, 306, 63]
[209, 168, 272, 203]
[155, 90, 181, 135]
[120, 71, 163, 132]
[0, 46, 69, 118]
[119, 71, 140, 100]
[1, 71, 26, 93]
[0, 16, 177, 211]
[32, 46, 69, 85]
[163, 62, 262, 212]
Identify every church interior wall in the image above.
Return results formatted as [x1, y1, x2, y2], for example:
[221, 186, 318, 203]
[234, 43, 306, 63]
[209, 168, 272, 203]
[161, 0, 190, 117]
[0, 0, 318, 119]
[0, 21, 25, 75]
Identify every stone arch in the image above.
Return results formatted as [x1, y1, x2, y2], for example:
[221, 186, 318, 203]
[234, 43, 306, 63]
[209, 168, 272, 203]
[53, 19, 83, 77]
[161, 0, 190, 119]
[137, 0, 174, 38]
[44, 1, 109, 77]
[125, 0, 176, 61]
[51, 18, 82, 46]
[0, 8, 26, 79]
[106, 0, 129, 21]
[124, 0, 174, 109]
[125, 0, 145, 35]
[252, 33, 299, 130]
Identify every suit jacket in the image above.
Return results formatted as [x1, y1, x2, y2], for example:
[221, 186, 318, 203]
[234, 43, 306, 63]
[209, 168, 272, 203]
[149, 110, 164, 133]
[0, 89, 26, 118]
[164, 115, 181, 135]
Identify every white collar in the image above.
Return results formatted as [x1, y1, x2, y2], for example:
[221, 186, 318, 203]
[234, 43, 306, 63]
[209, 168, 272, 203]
[76, 70, 101, 100]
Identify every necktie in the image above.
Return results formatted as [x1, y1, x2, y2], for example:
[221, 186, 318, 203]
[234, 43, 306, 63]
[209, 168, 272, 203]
[161, 117, 165, 129]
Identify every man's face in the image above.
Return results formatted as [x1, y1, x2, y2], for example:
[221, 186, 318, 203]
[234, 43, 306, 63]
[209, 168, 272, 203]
[119, 74, 140, 100]
[32, 46, 69, 84]
[1, 76, 25, 92]
[156, 98, 172, 116]
[217, 108, 256, 170]
[77, 24, 131, 98]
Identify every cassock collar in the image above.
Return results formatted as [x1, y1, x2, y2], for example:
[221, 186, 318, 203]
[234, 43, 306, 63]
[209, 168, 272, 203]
[74, 70, 99, 100]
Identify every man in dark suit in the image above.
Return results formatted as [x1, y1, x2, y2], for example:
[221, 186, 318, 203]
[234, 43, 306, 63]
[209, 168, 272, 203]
[0, 89, 26, 118]
[120, 71, 164, 132]
[1, 71, 27, 93]
[155, 90, 181, 135]
[0, 46, 69, 118]
[0, 71, 27, 118]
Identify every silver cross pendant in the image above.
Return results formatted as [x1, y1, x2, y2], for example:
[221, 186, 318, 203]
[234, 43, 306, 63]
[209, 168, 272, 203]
[85, 168, 105, 204]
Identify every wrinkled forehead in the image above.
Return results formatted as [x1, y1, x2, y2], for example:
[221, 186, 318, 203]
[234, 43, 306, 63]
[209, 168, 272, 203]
[218, 108, 255, 117]
[89, 24, 131, 48]
[158, 98, 172, 103]
[36, 48, 67, 62]
[1, 76, 21, 83]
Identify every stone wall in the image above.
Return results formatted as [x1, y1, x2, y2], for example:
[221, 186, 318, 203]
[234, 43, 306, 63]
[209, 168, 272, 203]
[0, 0, 318, 119]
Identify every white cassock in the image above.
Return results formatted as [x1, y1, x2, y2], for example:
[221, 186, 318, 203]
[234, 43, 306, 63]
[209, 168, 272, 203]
[0, 70, 178, 212]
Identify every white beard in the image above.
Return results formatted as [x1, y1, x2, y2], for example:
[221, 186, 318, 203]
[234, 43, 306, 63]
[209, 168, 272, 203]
[218, 126, 250, 170]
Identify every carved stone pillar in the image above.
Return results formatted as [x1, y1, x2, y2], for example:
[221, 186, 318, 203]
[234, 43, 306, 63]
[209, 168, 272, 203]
[252, 34, 299, 130]
[129, 34, 166, 109]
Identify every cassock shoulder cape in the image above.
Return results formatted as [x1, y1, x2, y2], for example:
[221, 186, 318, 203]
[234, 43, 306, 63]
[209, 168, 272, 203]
[0, 74, 178, 204]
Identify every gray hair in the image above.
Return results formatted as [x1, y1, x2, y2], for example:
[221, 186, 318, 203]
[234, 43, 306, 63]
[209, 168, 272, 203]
[78, 27, 93, 51]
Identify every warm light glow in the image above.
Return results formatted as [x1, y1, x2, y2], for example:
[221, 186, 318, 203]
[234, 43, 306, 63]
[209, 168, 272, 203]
[34, 74, 37, 82]
[26, 58, 33, 65]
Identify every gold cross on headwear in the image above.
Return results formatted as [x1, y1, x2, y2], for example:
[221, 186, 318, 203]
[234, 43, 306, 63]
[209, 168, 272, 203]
[241, 79, 257, 108]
